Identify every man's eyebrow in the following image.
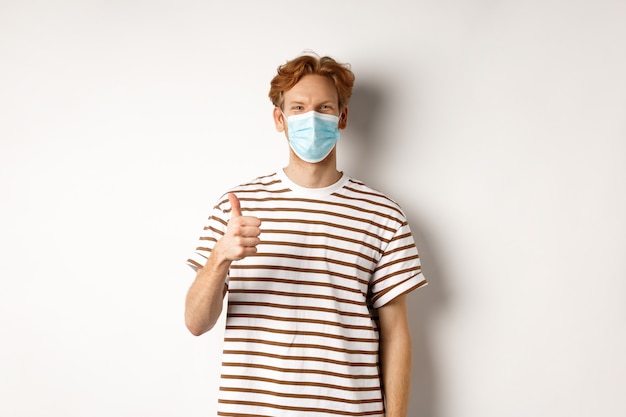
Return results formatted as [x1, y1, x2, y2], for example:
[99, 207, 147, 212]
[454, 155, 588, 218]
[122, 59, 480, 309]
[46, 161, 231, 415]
[286, 99, 336, 106]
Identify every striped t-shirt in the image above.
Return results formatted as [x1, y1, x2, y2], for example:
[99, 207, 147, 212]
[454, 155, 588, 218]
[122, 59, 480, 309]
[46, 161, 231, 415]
[187, 170, 427, 417]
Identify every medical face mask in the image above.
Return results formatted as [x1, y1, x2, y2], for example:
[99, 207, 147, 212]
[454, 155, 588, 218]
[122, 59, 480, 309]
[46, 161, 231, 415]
[284, 110, 340, 163]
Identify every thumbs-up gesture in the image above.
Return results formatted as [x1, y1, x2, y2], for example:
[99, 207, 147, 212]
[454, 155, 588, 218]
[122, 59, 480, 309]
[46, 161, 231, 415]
[216, 193, 262, 261]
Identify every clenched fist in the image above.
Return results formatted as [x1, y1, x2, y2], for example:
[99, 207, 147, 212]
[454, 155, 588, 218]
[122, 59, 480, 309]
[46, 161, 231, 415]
[216, 193, 262, 261]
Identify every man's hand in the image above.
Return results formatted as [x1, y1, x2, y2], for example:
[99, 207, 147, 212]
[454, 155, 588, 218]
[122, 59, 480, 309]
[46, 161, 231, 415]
[217, 193, 262, 261]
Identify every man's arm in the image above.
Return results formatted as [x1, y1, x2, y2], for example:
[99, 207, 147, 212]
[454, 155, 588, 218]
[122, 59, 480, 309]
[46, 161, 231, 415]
[184, 193, 261, 336]
[378, 294, 412, 417]
[184, 254, 231, 336]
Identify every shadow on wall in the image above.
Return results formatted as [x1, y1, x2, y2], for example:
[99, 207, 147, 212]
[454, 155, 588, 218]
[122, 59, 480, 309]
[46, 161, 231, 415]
[405, 217, 447, 417]
[348, 82, 449, 417]
[342, 83, 386, 184]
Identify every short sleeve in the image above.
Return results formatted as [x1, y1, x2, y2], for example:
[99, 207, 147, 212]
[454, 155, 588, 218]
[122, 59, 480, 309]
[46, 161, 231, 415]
[186, 195, 229, 272]
[369, 220, 427, 309]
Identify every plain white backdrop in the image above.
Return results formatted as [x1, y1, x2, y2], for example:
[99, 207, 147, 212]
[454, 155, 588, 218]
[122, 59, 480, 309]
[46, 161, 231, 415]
[1, 1, 625, 416]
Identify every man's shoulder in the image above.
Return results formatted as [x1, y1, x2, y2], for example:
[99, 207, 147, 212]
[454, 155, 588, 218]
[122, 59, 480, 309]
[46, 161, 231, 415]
[225, 172, 287, 197]
[343, 177, 400, 204]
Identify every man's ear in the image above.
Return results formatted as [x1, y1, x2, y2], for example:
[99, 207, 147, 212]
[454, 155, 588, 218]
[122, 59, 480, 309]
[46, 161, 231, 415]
[273, 107, 285, 132]
[338, 107, 349, 130]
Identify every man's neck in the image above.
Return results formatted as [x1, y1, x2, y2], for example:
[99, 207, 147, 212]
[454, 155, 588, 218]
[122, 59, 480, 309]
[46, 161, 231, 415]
[283, 154, 342, 189]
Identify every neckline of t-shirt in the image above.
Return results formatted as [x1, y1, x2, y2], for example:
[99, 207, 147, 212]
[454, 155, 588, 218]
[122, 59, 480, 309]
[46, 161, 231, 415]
[276, 168, 349, 197]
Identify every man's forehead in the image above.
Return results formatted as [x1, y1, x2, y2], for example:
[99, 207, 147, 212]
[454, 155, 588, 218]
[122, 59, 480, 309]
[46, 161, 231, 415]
[287, 75, 337, 92]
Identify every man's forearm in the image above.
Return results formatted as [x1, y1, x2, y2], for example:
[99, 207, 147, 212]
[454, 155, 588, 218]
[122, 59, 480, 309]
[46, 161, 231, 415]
[378, 295, 412, 417]
[184, 252, 230, 336]
[381, 331, 412, 416]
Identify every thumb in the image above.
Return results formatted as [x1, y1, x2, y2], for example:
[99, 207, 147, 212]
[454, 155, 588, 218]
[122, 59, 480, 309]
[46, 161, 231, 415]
[228, 193, 242, 217]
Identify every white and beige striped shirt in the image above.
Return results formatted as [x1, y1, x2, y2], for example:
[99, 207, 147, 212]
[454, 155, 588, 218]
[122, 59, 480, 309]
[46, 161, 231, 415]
[187, 170, 426, 417]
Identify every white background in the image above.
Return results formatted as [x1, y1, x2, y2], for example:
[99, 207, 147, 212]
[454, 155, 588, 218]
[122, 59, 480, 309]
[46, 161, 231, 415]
[1, 1, 625, 416]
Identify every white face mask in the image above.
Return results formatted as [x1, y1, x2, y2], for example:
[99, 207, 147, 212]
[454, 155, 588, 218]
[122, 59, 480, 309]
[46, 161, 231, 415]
[283, 110, 340, 163]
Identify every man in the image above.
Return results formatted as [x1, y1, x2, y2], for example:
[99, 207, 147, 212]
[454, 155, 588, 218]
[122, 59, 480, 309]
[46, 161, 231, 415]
[185, 53, 427, 417]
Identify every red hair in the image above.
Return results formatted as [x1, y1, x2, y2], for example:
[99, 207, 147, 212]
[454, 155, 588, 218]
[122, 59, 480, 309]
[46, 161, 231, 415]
[269, 54, 355, 110]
